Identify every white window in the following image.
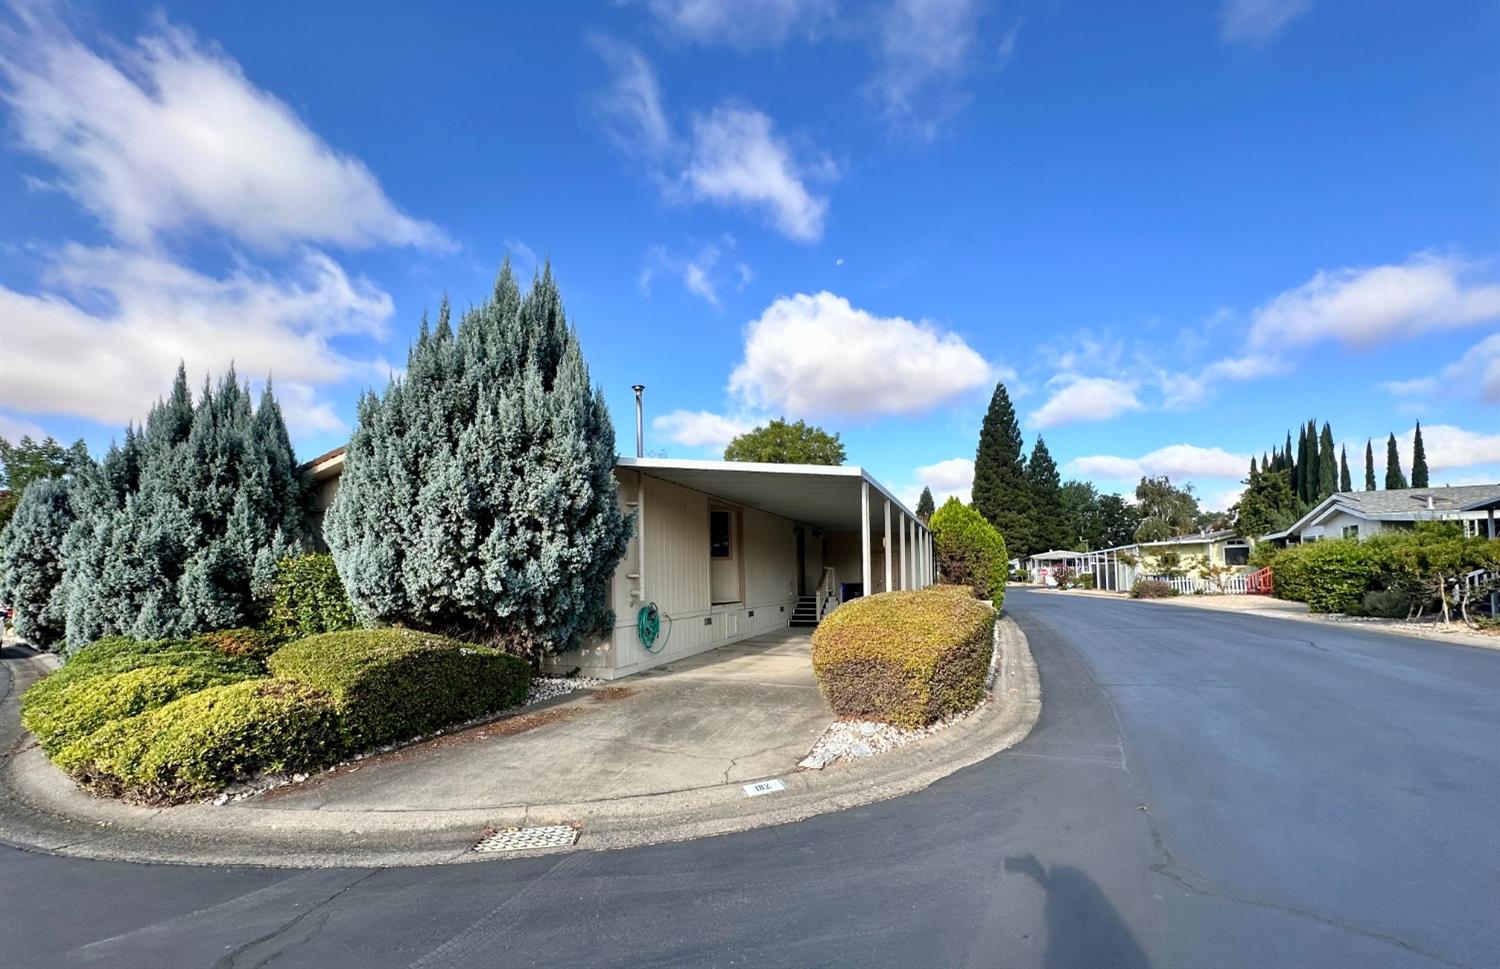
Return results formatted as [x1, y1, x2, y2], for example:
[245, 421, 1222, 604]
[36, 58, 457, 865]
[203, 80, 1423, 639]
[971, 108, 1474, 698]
[1342, 524, 1359, 540]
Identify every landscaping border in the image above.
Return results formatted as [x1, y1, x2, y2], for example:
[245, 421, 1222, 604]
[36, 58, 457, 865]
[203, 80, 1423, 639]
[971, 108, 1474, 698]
[0, 618, 1041, 868]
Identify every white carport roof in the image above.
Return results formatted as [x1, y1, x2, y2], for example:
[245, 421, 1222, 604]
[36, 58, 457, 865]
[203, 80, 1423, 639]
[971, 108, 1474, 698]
[615, 457, 918, 533]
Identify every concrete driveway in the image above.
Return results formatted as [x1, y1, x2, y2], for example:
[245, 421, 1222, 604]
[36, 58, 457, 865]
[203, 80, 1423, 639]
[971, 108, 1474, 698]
[250, 628, 831, 812]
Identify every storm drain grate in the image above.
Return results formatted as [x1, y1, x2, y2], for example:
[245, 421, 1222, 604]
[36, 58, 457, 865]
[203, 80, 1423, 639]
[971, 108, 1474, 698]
[472, 825, 579, 853]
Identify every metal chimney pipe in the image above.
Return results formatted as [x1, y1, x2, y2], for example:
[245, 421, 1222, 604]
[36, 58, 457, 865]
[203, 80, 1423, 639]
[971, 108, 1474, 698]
[632, 385, 645, 458]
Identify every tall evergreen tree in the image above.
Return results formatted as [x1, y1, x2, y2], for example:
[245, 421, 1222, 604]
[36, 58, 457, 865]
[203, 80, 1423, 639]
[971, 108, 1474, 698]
[1364, 439, 1376, 491]
[1316, 422, 1337, 501]
[1410, 421, 1429, 488]
[1249, 456, 1258, 478]
[1385, 433, 1407, 490]
[1305, 419, 1321, 501]
[1024, 437, 1066, 553]
[0, 477, 77, 645]
[1293, 426, 1308, 502]
[971, 382, 1033, 559]
[1338, 445, 1352, 492]
[325, 262, 630, 657]
[915, 487, 935, 522]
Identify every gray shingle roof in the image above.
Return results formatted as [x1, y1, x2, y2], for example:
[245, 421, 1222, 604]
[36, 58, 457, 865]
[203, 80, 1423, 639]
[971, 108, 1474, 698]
[1332, 484, 1500, 516]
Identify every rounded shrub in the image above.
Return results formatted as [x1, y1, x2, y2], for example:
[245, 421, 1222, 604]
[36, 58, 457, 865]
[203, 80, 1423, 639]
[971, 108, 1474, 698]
[22, 664, 252, 754]
[1129, 578, 1177, 599]
[811, 586, 995, 729]
[266, 553, 356, 642]
[930, 497, 1008, 608]
[268, 629, 532, 748]
[54, 679, 341, 803]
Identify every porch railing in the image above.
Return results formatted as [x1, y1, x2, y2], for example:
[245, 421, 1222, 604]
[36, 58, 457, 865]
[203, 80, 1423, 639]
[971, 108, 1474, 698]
[1246, 566, 1274, 595]
[816, 566, 840, 621]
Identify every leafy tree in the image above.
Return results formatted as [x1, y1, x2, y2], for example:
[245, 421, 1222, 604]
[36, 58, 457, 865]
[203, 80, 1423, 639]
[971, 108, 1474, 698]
[971, 382, 1032, 558]
[325, 262, 630, 658]
[930, 497, 1008, 604]
[915, 487, 935, 522]
[1364, 439, 1376, 491]
[1133, 476, 1199, 542]
[724, 418, 845, 465]
[1385, 433, 1407, 489]
[1095, 494, 1141, 548]
[1339, 445, 1352, 492]
[1059, 480, 1102, 550]
[1025, 437, 1066, 553]
[1317, 422, 1337, 501]
[0, 435, 90, 529]
[1410, 421, 1429, 488]
[0, 477, 76, 645]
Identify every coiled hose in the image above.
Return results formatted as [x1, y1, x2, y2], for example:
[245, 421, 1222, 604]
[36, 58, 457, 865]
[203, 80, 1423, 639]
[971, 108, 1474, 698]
[637, 602, 673, 653]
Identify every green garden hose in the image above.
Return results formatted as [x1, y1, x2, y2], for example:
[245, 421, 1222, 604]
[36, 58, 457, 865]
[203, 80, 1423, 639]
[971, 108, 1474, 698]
[637, 603, 672, 653]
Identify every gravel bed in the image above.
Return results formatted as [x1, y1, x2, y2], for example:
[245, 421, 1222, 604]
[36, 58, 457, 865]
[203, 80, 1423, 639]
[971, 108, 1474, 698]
[213, 675, 602, 805]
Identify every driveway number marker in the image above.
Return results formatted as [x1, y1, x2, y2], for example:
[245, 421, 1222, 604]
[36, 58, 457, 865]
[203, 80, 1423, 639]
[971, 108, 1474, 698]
[743, 779, 786, 797]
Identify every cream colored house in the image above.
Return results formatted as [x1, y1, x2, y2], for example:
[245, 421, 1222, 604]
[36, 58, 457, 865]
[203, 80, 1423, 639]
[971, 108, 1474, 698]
[303, 452, 934, 679]
[1027, 530, 1253, 591]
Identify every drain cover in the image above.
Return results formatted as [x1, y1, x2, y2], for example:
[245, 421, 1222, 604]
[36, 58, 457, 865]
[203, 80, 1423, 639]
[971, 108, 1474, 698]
[472, 825, 579, 852]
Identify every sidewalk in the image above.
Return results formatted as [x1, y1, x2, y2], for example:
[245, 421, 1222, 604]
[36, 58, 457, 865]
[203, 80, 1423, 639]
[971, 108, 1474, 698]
[0, 621, 1041, 868]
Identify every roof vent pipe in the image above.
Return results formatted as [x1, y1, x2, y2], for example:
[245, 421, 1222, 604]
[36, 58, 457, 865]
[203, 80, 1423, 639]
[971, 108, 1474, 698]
[632, 384, 645, 458]
[1427, 494, 1434, 510]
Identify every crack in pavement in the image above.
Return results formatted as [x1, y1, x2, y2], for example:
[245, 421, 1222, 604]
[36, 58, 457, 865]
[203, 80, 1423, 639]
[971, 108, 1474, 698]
[211, 868, 382, 969]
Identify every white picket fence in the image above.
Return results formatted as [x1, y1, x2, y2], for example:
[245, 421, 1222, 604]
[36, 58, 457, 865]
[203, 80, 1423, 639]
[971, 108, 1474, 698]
[1154, 574, 1250, 595]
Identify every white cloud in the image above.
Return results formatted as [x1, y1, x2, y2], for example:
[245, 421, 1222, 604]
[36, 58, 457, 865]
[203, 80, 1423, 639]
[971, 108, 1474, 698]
[1159, 351, 1285, 409]
[912, 456, 974, 505]
[1029, 376, 1144, 429]
[1220, 0, 1310, 45]
[729, 291, 993, 418]
[642, 238, 753, 307]
[1248, 253, 1500, 350]
[0, 13, 447, 251]
[1069, 444, 1250, 482]
[1381, 332, 1500, 405]
[652, 409, 761, 449]
[870, 0, 981, 139]
[996, 17, 1024, 70]
[642, 0, 835, 50]
[682, 106, 831, 242]
[1403, 424, 1500, 473]
[0, 412, 48, 444]
[590, 36, 675, 158]
[0, 245, 391, 431]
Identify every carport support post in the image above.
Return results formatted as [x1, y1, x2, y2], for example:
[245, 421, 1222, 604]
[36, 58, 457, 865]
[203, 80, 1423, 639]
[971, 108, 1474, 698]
[900, 513, 908, 590]
[861, 480, 873, 594]
[884, 499, 893, 593]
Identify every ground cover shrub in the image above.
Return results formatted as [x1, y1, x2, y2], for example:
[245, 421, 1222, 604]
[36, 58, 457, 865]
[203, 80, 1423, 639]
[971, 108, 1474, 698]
[22, 664, 254, 754]
[24, 636, 263, 714]
[192, 627, 279, 661]
[1130, 579, 1177, 599]
[930, 498, 1008, 608]
[268, 628, 532, 747]
[811, 587, 995, 729]
[266, 553, 356, 641]
[54, 680, 341, 803]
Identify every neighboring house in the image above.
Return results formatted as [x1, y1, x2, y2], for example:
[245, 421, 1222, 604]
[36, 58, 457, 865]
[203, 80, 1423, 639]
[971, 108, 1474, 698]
[1261, 484, 1500, 545]
[1027, 530, 1253, 590]
[301, 452, 934, 679]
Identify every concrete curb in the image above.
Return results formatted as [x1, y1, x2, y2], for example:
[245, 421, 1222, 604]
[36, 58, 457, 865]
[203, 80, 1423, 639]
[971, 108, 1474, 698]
[0, 617, 1041, 868]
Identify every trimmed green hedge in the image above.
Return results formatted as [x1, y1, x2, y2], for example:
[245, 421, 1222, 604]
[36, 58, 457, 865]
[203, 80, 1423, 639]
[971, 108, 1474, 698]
[811, 586, 995, 729]
[930, 498, 1008, 608]
[1268, 539, 1373, 613]
[268, 629, 532, 747]
[267, 553, 357, 641]
[54, 679, 342, 803]
[22, 664, 253, 754]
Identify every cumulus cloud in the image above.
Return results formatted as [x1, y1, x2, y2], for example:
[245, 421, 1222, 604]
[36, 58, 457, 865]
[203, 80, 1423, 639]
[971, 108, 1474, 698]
[0, 412, 48, 444]
[1029, 377, 1144, 429]
[641, 0, 835, 50]
[1400, 424, 1500, 473]
[1220, 0, 1310, 45]
[0, 245, 392, 432]
[870, 0, 982, 139]
[1069, 444, 1250, 482]
[0, 12, 447, 251]
[1248, 253, 1500, 350]
[1381, 332, 1500, 405]
[652, 409, 761, 449]
[729, 292, 993, 418]
[905, 456, 974, 507]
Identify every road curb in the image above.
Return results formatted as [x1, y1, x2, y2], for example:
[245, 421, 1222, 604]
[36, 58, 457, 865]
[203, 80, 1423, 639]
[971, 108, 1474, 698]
[0, 617, 1041, 868]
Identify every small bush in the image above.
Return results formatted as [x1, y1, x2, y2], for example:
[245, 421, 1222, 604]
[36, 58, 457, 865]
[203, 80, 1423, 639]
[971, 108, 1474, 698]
[1077, 573, 1096, 590]
[1130, 579, 1177, 599]
[1051, 565, 1077, 590]
[1361, 588, 1414, 619]
[192, 627, 278, 660]
[930, 498, 1008, 608]
[22, 664, 252, 754]
[268, 629, 532, 747]
[54, 680, 342, 803]
[811, 587, 995, 729]
[267, 553, 357, 641]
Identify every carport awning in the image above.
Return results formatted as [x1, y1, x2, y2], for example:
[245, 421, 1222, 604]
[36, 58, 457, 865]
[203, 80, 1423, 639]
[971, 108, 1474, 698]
[615, 457, 915, 533]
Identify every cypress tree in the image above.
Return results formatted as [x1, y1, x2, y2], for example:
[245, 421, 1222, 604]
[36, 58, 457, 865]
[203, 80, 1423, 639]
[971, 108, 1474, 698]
[0, 477, 77, 646]
[1024, 437, 1065, 553]
[1306, 419, 1320, 501]
[1410, 421, 1429, 488]
[1364, 440, 1376, 491]
[971, 381, 1033, 559]
[1293, 426, 1308, 503]
[1249, 456, 1258, 478]
[916, 487, 935, 522]
[1317, 423, 1336, 501]
[1385, 433, 1407, 489]
[325, 261, 631, 657]
[1338, 445, 1352, 492]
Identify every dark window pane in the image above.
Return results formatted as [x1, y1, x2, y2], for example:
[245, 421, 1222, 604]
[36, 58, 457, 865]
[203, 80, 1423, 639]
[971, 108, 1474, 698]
[1224, 544, 1250, 566]
[710, 510, 731, 558]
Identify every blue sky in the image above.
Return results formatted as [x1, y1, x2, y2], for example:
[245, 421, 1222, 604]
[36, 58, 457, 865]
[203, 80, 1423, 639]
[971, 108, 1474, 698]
[1, 0, 1497, 511]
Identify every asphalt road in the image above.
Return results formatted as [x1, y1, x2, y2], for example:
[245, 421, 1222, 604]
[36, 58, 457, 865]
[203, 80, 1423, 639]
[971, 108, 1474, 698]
[3, 589, 1498, 969]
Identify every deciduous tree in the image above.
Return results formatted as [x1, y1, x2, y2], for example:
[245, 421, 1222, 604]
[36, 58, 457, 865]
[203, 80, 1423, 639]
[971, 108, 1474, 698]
[724, 418, 845, 465]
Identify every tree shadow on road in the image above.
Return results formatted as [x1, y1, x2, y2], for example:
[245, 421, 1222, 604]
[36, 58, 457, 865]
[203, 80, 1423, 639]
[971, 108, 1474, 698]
[1004, 854, 1152, 969]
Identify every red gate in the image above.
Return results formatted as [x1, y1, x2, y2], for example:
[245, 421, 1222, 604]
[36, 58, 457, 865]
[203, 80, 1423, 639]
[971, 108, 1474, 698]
[1245, 565, 1273, 595]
